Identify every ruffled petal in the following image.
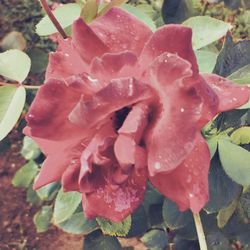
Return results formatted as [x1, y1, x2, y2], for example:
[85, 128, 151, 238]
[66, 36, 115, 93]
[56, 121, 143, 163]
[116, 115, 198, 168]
[82, 167, 147, 222]
[69, 77, 153, 128]
[202, 73, 249, 112]
[90, 7, 152, 55]
[143, 53, 203, 175]
[90, 51, 138, 82]
[114, 103, 149, 169]
[46, 38, 88, 80]
[139, 25, 198, 74]
[72, 18, 109, 63]
[150, 133, 210, 213]
[25, 79, 85, 140]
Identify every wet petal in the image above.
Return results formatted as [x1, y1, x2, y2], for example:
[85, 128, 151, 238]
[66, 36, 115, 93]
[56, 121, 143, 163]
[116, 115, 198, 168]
[143, 53, 203, 175]
[25, 79, 85, 140]
[202, 73, 249, 112]
[150, 133, 210, 213]
[139, 25, 198, 74]
[69, 77, 153, 128]
[46, 38, 88, 80]
[62, 162, 81, 192]
[90, 51, 138, 82]
[82, 167, 147, 222]
[90, 7, 152, 55]
[72, 18, 109, 63]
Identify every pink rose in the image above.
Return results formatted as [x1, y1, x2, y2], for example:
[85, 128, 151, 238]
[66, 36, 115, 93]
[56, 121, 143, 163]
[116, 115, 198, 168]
[24, 7, 249, 221]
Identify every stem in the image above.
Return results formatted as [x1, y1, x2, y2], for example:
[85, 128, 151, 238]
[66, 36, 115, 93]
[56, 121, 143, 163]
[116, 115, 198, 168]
[0, 82, 40, 90]
[202, 2, 209, 16]
[193, 213, 208, 250]
[40, 0, 67, 39]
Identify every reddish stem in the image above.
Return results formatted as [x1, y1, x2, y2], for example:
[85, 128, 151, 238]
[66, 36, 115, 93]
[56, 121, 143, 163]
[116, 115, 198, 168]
[40, 0, 67, 39]
[0, 82, 40, 90]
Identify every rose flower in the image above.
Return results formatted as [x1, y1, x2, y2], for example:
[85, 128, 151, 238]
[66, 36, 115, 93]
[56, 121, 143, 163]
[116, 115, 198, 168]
[24, 7, 249, 222]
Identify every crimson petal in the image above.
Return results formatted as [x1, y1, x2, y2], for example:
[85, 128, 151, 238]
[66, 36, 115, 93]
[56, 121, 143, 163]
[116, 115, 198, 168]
[143, 53, 203, 176]
[202, 73, 249, 113]
[82, 168, 147, 222]
[25, 79, 85, 140]
[72, 18, 109, 64]
[139, 25, 198, 74]
[90, 7, 152, 55]
[90, 51, 138, 82]
[69, 77, 153, 127]
[150, 133, 210, 213]
[46, 38, 87, 81]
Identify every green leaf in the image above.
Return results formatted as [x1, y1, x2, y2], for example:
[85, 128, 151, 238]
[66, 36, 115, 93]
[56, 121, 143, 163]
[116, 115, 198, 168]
[12, 160, 39, 188]
[0, 49, 31, 82]
[195, 50, 218, 73]
[84, 230, 122, 250]
[28, 48, 48, 74]
[141, 229, 168, 250]
[127, 206, 148, 237]
[53, 189, 82, 224]
[33, 206, 53, 233]
[206, 136, 218, 159]
[122, 4, 156, 31]
[26, 186, 42, 205]
[96, 216, 131, 236]
[218, 139, 250, 186]
[36, 182, 60, 201]
[36, 3, 81, 36]
[228, 64, 250, 84]
[214, 35, 250, 77]
[183, 16, 232, 50]
[98, 0, 126, 17]
[57, 212, 98, 234]
[162, 199, 192, 230]
[0, 85, 26, 141]
[21, 136, 40, 160]
[205, 155, 241, 213]
[231, 126, 250, 145]
[217, 200, 238, 229]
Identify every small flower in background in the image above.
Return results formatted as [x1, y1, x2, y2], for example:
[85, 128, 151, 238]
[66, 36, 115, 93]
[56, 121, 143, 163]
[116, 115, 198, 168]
[24, 7, 249, 222]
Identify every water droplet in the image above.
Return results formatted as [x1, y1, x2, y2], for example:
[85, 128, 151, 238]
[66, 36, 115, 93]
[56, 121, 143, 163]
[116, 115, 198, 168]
[180, 108, 185, 112]
[187, 175, 192, 183]
[154, 162, 161, 170]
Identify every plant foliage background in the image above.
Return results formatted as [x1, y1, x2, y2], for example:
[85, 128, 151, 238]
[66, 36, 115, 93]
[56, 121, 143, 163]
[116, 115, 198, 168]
[1, 0, 250, 249]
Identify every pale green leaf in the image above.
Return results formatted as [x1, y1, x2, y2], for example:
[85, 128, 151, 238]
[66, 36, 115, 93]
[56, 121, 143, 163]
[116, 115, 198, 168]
[96, 216, 131, 236]
[36, 3, 81, 36]
[195, 50, 218, 73]
[34, 206, 53, 233]
[0, 85, 26, 141]
[231, 126, 250, 145]
[217, 200, 238, 228]
[183, 16, 232, 50]
[53, 189, 82, 224]
[21, 136, 40, 160]
[218, 139, 250, 186]
[0, 49, 31, 82]
[122, 4, 156, 31]
[206, 136, 218, 159]
[228, 64, 250, 84]
[57, 212, 98, 234]
[12, 160, 39, 188]
[81, 0, 98, 23]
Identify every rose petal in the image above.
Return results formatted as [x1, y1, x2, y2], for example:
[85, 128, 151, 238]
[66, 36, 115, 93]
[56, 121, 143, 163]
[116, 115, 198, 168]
[72, 18, 109, 63]
[25, 79, 84, 140]
[90, 7, 152, 55]
[69, 77, 153, 128]
[150, 133, 210, 213]
[82, 167, 147, 222]
[202, 73, 249, 112]
[46, 38, 88, 80]
[143, 53, 203, 175]
[62, 162, 81, 192]
[139, 25, 198, 74]
[90, 51, 138, 82]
